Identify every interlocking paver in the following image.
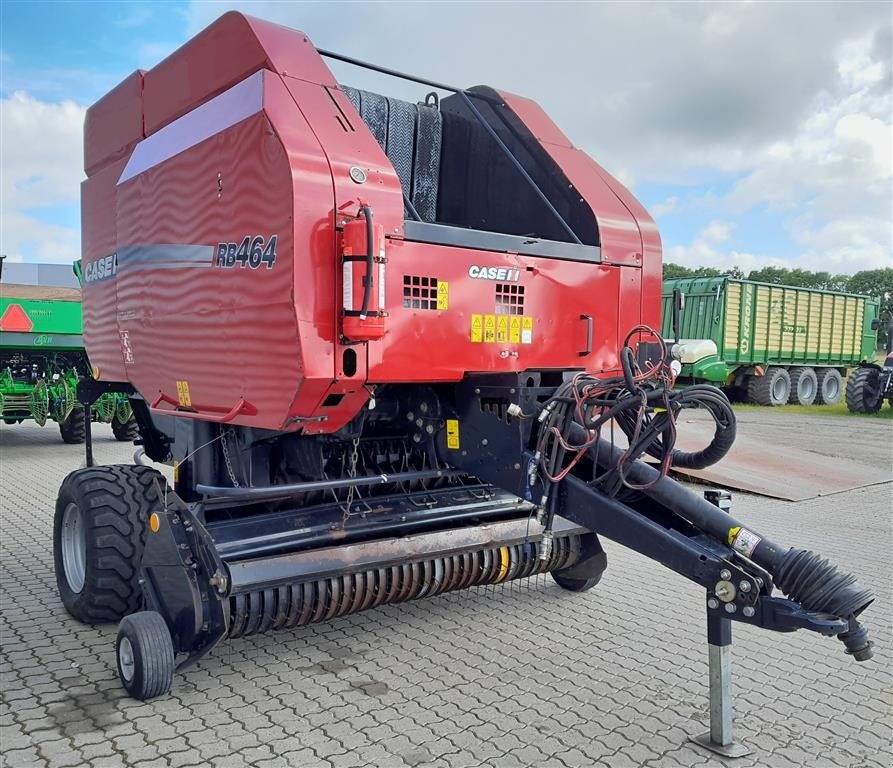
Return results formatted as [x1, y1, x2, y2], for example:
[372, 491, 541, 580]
[1, 415, 891, 768]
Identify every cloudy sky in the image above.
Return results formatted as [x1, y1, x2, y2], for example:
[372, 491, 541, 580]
[1, 0, 890, 273]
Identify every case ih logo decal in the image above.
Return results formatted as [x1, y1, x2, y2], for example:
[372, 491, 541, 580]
[468, 265, 520, 282]
[215, 235, 278, 269]
[84, 254, 118, 284]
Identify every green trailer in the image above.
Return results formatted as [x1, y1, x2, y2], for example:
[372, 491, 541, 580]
[661, 277, 879, 406]
[1, 272, 136, 442]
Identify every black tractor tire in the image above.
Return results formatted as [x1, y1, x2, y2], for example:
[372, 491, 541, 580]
[116, 611, 175, 700]
[112, 415, 139, 442]
[788, 367, 818, 406]
[551, 572, 602, 592]
[747, 367, 791, 406]
[58, 407, 86, 444]
[815, 368, 844, 405]
[53, 464, 164, 624]
[845, 367, 883, 413]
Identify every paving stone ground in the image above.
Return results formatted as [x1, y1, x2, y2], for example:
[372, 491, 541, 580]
[1, 411, 891, 768]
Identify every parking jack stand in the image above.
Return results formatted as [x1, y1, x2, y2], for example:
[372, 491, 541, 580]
[691, 611, 751, 757]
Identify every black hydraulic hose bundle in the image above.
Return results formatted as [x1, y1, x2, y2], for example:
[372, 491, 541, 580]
[533, 326, 736, 496]
[530, 326, 873, 661]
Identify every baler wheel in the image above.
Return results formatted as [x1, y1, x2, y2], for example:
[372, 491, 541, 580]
[58, 407, 86, 444]
[116, 612, 174, 700]
[845, 367, 883, 413]
[551, 572, 601, 592]
[53, 465, 163, 624]
[815, 368, 843, 405]
[747, 367, 791, 406]
[788, 367, 818, 406]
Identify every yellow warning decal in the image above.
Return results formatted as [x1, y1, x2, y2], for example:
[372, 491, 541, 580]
[510, 316, 521, 343]
[176, 380, 192, 407]
[484, 314, 496, 343]
[496, 547, 510, 582]
[470, 314, 483, 342]
[727, 526, 741, 546]
[521, 316, 533, 344]
[496, 315, 509, 343]
[446, 419, 460, 450]
[437, 281, 449, 310]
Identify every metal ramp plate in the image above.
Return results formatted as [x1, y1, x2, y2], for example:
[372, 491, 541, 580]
[669, 420, 887, 501]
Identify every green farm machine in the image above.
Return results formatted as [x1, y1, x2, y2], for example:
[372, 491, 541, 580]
[0, 262, 136, 442]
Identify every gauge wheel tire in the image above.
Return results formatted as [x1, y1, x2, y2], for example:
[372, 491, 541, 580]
[551, 571, 603, 592]
[815, 369, 844, 405]
[112, 416, 139, 442]
[747, 367, 791, 406]
[53, 464, 163, 624]
[58, 407, 86, 444]
[116, 612, 175, 700]
[845, 367, 883, 414]
[788, 367, 818, 406]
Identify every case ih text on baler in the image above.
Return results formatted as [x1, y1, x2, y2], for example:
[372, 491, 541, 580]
[55, 12, 872, 755]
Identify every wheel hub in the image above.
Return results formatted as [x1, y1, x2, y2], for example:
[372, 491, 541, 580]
[118, 637, 136, 682]
[61, 502, 87, 593]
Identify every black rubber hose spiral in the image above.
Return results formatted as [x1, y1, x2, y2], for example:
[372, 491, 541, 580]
[775, 548, 874, 660]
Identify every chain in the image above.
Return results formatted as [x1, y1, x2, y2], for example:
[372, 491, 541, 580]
[343, 437, 360, 516]
[221, 429, 241, 488]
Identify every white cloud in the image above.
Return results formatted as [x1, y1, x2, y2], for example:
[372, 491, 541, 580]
[650, 196, 680, 218]
[665, 222, 776, 274]
[0, 91, 85, 262]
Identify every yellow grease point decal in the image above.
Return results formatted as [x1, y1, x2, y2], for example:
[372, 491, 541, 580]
[496, 547, 510, 582]
[521, 316, 533, 344]
[149, 513, 160, 533]
[470, 314, 483, 343]
[445, 419, 460, 450]
[176, 380, 192, 407]
[437, 281, 449, 310]
[509, 316, 521, 343]
[483, 314, 496, 343]
[727, 526, 741, 546]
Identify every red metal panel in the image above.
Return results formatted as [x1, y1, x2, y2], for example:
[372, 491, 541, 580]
[366, 241, 624, 381]
[81, 157, 129, 382]
[142, 12, 335, 136]
[83, 70, 145, 176]
[114, 97, 300, 429]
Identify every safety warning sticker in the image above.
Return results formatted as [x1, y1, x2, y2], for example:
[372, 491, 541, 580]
[176, 380, 192, 408]
[510, 316, 521, 343]
[446, 419, 460, 450]
[470, 314, 483, 342]
[730, 527, 762, 558]
[437, 281, 449, 310]
[496, 315, 509, 343]
[484, 314, 496, 343]
[521, 316, 533, 344]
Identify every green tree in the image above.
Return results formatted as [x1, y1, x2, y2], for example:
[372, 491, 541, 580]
[846, 268, 893, 348]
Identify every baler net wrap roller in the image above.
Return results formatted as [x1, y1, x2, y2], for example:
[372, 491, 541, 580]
[56, 11, 872, 748]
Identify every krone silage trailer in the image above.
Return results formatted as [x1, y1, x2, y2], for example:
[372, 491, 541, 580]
[661, 277, 879, 406]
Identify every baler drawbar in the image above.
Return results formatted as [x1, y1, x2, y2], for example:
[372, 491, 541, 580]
[55, 11, 872, 754]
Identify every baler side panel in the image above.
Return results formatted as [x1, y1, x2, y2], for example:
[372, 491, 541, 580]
[81, 158, 130, 382]
[113, 91, 302, 429]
